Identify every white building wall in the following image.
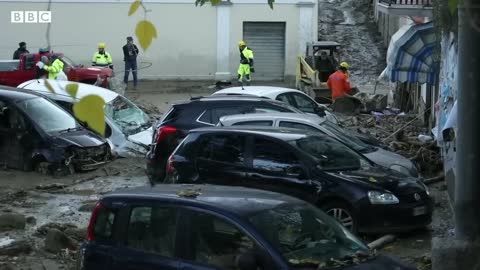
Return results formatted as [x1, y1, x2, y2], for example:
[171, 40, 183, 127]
[0, 1, 217, 80]
[0, 0, 316, 81]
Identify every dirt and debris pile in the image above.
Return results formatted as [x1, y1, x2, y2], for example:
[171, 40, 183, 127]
[340, 113, 443, 177]
[35, 222, 86, 255]
[0, 238, 32, 256]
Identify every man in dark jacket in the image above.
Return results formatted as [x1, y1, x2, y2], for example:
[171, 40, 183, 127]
[123, 36, 139, 90]
[13, 42, 29, 60]
[36, 56, 49, 79]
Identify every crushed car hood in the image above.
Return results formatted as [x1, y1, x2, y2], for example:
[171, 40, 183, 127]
[326, 166, 424, 194]
[112, 127, 153, 158]
[127, 127, 153, 147]
[51, 129, 106, 148]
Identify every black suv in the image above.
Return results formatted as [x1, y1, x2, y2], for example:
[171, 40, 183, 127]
[146, 95, 304, 183]
[165, 126, 433, 234]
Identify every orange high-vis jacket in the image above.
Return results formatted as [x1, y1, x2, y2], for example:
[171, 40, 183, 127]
[327, 70, 352, 100]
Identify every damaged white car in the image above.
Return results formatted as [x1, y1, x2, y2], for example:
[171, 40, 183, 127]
[17, 79, 153, 157]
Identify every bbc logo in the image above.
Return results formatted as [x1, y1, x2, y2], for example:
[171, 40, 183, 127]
[11, 11, 51, 23]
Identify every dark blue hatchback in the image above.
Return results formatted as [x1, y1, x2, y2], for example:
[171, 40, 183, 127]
[77, 184, 416, 270]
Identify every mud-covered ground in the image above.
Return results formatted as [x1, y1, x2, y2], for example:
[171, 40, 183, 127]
[0, 81, 453, 270]
[318, 0, 391, 95]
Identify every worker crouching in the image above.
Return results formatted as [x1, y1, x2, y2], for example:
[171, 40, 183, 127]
[327, 62, 352, 100]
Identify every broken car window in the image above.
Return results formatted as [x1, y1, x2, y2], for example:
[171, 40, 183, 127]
[248, 203, 368, 267]
[104, 96, 150, 136]
[17, 97, 77, 134]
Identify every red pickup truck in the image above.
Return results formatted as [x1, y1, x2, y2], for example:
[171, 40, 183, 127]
[0, 52, 113, 88]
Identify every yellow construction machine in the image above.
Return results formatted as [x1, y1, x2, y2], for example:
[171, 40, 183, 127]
[296, 41, 341, 104]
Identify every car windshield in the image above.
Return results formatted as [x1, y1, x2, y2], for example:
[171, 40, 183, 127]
[248, 203, 370, 268]
[321, 121, 372, 153]
[104, 95, 150, 136]
[291, 135, 372, 171]
[17, 97, 78, 134]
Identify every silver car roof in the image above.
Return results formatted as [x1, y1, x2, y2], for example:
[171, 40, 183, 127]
[218, 112, 327, 126]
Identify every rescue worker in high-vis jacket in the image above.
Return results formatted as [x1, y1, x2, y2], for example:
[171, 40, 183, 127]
[36, 54, 64, 80]
[92, 42, 113, 69]
[237, 41, 254, 85]
[327, 62, 352, 100]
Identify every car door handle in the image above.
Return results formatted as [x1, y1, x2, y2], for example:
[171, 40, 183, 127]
[249, 173, 262, 179]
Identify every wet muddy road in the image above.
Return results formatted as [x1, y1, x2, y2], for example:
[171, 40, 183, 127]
[0, 82, 452, 270]
[318, 0, 390, 94]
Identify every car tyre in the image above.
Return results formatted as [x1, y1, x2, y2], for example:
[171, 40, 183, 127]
[322, 201, 358, 233]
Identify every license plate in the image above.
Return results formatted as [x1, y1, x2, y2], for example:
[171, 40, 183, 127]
[413, 206, 427, 216]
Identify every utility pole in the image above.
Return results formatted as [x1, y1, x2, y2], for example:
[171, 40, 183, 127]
[432, 1, 480, 269]
[456, 0, 480, 241]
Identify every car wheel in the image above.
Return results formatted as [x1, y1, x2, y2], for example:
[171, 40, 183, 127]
[323, 201, 357, 233]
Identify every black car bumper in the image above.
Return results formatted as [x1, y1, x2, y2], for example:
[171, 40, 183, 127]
[355, 196, 434, 234]
[145, 153, 167, 184]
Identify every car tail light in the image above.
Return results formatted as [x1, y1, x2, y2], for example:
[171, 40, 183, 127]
[86, 201, 104, 241]
[155, 126, 177, 144]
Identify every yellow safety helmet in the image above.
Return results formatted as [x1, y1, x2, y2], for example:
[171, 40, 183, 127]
[98, 42, 106, 49]
[238, 40, 246, 47]
[340, 62, 350, 69]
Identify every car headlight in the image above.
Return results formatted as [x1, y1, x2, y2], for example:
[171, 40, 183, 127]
[368, 191, 399, 204]
[419, 180, 430, 196]
[390, 164, 411, 176]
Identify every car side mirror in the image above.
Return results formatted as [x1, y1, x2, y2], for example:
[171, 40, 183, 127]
[314, 106, 326, 117]
[443, 128, 455, 142]
[285, 166, 306, 179]
[236, 252, 258, 270]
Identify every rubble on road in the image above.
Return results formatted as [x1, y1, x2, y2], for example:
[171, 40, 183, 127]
[36, 183, 68, 191]
[0, 239, 32, 256]
[44, 228, 78, 253]
[339, 113, 443, 177]
[0, 213, 26, 232]
[137, 102, 163, 121]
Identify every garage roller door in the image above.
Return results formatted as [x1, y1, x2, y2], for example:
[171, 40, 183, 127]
[243, 22, 286, 80]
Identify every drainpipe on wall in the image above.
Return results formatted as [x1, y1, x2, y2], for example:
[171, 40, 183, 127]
[455, 2, 480, 243]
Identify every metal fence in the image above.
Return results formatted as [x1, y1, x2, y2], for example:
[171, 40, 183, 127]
[379, 0, 432, 5]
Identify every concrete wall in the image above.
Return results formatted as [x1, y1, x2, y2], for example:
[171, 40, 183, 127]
[0, 0, 317, 81]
